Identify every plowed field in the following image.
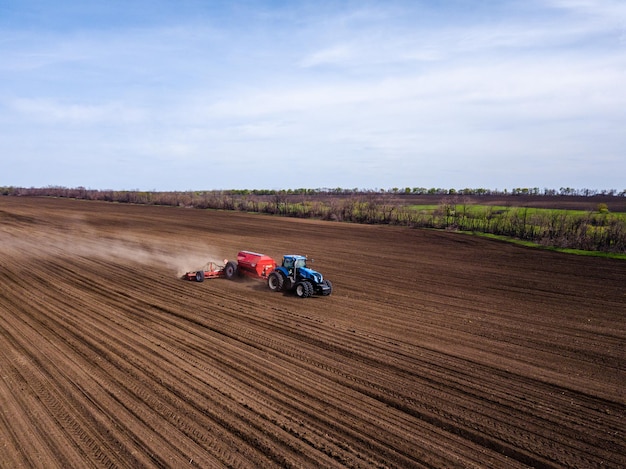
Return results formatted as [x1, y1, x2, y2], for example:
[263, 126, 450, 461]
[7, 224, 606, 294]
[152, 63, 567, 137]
[1, 197, 624, 468]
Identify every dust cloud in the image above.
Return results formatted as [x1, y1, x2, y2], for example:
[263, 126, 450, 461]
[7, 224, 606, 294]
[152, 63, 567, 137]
[0, 219, 223, 278]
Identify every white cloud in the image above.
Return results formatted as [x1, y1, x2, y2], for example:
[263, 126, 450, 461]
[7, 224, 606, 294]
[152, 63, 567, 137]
[299, 44, 355, 68]
[10, 98, 146, 124]
[1, 0, 625, 190]
[549, 0, 626, 16]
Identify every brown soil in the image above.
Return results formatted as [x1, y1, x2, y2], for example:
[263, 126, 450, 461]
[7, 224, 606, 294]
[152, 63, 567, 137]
[1, 197, 624, 468]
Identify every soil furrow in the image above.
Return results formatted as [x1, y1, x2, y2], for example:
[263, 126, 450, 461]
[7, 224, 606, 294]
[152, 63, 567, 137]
[1, 196, 624, 468]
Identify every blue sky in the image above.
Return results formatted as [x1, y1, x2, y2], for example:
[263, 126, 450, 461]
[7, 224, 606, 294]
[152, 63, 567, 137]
[1, 0, 625, 191]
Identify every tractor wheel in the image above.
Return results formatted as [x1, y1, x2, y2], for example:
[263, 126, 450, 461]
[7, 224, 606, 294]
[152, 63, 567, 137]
[268, 271, 284, 292]
[195, 271, 205, 282]
[322, 279, 333, 295]
[223, 261, 237, 279]
[295, 281, 313, 298]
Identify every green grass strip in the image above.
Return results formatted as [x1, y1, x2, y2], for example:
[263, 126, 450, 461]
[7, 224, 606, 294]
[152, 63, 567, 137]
[461, 231, 626, 260]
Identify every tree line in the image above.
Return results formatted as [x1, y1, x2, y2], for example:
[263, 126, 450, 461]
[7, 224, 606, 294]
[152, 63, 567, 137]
[2, 186, 625, 254]
[2, 185, 626, 198]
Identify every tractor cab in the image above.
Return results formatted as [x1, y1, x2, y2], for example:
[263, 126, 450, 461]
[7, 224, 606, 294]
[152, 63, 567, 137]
[282, 254, 307, 274]
[282, 255, 317, 282]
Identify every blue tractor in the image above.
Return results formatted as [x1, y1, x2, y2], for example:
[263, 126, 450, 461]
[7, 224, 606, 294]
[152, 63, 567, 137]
[267, 254, 333, 298]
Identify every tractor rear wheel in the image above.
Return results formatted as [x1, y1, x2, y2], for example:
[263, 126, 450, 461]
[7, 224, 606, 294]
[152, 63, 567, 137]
[195, 271, 205, 282]
[268, 271, 284, 292]
[223, 261, 237, 279]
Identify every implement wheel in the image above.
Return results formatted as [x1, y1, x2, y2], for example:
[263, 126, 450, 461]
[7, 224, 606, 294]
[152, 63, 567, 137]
[224, 261, 237, 279]
[195, 271, 205, 282]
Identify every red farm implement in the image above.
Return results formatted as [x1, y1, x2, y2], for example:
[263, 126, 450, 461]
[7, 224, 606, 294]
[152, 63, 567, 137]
[183, 251, 277, 282]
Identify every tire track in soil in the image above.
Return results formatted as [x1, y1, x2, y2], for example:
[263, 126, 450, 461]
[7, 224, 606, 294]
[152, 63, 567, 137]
[182, 305, 605, 468]
[4, 254, 360, 466]
[88, 270, 624, 464]
[0, 262, 279, 468]
[144, 282, 623, 469]
[19, 252, 464, 464]
[1, 197, 625, 468]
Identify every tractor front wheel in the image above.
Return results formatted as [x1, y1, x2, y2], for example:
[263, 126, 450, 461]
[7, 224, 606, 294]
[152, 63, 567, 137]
[295, 281, 313, 298]
[268, 271, 284, 292]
